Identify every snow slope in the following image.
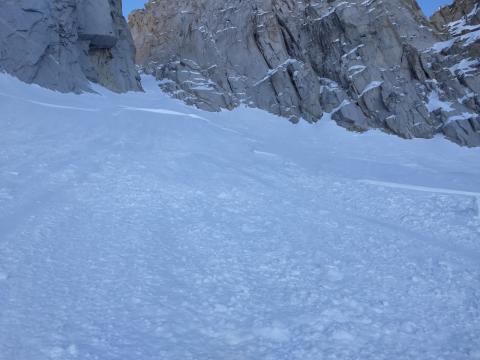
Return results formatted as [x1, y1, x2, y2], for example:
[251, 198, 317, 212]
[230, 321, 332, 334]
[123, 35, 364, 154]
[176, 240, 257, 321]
[1, 74, 480, 359]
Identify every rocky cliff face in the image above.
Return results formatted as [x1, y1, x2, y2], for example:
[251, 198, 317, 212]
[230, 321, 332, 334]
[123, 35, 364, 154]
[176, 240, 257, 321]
[432, 0, 479, 36]
[431, 0, 479, 64]
[129, 0, 480, 146]
[0, 0, 141, 93]
[429, 0, 480, 145]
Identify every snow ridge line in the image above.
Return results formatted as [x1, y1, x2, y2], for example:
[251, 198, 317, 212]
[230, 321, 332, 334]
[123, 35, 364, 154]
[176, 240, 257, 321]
[358, 179, 480, 217]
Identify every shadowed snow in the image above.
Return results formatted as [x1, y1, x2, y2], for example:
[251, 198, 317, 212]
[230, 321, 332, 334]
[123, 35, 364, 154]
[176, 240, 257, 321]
[0, 74, 479, 360]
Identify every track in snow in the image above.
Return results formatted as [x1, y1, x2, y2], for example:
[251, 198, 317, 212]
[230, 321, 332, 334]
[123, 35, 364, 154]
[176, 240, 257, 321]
[0, 75, 480, 360]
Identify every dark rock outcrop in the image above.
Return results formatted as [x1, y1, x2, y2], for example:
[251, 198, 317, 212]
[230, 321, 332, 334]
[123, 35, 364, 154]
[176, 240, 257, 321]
[129, 0, 480, 146]
[430, 0, 480, 146]
[0, 0, 141, 93]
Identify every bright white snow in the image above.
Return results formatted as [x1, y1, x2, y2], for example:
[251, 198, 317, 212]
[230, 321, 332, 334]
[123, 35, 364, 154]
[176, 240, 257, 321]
[426, 89, 454, 113]
[0, 74, 480, 359]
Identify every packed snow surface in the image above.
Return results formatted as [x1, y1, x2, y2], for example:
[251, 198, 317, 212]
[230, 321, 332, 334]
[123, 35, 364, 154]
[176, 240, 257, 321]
[1, 74, 480, 360]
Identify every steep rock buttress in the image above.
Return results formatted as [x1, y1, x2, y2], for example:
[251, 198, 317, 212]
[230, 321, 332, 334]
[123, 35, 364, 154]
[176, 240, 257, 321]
[0, 0, 141, 93]
[129, 0, 480, 146]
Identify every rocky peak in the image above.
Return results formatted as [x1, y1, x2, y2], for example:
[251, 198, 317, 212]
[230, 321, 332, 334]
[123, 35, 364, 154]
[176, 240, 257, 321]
[0, 0, 141, 93]
[431, 0, 479, 29]
[431, 0, 479, 57]
[129, 0, 480, 146]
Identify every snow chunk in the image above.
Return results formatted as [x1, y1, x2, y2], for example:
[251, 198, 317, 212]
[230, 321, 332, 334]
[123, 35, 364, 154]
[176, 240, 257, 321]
[254, 325, 290, 342]
[331, 330, 355, 342]
[449, 58, 480, 76]
[426, 90, 454, 113]
[431, 39, 455, 53]
[360, 81, 383, 96]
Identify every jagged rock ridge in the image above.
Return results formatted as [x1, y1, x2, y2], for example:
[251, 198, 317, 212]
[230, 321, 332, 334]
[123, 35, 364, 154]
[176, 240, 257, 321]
[0, 0, 141, 93]
[430, 0, 480, 144]
[129, 0, 480, 146]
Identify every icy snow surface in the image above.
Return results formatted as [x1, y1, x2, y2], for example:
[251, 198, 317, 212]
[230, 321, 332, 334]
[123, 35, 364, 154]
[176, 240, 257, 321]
[1, 74, 480, 360]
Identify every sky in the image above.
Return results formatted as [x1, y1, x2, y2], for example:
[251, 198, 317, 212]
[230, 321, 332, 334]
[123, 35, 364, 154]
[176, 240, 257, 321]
[122, 0, 453, 17]
[122, 0, 147, 15]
